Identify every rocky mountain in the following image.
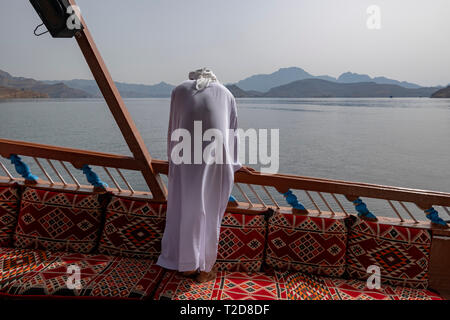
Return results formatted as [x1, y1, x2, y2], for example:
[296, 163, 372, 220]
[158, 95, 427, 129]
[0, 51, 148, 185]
[263, 79, 439, 98]
[2, 68, 444, 100]
[0, 70, 92, 98]
[337, 72, 372, 83]
[337, 72, 422, 89]
[234, 67, 424, 92]
[431, 86, 450, 98]
[225, 84, 262, 98]
[0, 86, 48, 99]
[44, 79, 175, 98]
[235, 67, 314, 92]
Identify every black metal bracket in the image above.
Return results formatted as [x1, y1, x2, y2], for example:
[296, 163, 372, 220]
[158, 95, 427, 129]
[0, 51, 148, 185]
[33, 23, 49, 36]
[29, 0, 83, 38]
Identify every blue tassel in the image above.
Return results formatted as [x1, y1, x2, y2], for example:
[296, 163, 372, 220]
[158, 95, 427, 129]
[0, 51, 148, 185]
[9, 154, 38, 182]
[282, 190, 306, 211]
[424, 207, 447, 227]
[353, 198, 377, 220]
[81, 165, 108, 189]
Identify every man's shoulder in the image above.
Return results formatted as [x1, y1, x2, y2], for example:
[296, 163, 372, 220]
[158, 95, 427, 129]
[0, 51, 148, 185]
[173, 80, 195, 93]
[172, 80, 235, 101]
[210, 82, 235, 99]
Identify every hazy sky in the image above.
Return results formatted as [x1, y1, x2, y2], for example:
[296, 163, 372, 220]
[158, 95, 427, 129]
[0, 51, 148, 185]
[1, 0, 449, 86]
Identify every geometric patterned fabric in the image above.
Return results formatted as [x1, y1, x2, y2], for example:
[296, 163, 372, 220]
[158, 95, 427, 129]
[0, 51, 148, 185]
[152, 268, 443, 300]
[346, 218, 432, 289]
[14, 187, 103, 254]
[154, 270, 288, 300]
[98, 196, 167, 260]
[216, 213, 266, 272]
[266, 212, 348, 277]
[1, 244, 442, 300]
[0, 247, 52, 291]
[0, 247, 164, 300]
[0, 183, 443, 300]
[278, 271, 443, 300]
[0, 184, 20, 247]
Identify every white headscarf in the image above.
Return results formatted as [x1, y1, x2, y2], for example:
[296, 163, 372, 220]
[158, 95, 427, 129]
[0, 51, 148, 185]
[188, 68, 218, 90]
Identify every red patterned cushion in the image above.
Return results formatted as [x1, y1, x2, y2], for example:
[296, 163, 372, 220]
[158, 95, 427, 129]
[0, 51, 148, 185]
[278, 271, 443, 300]
[266, 213, 348, 277]
[277, 271, 333, 300]
[346, 218, 431, 289]
[216, 213, 266, 272]
[14, 187, 103, 253]
[98, 196, 167, 259]
[389, 284, 443, 300]
[0, 247, 53, 291]
[0, 184, 20, 247]
[2, 249, 165, 300]
[154, 271, 287, 300]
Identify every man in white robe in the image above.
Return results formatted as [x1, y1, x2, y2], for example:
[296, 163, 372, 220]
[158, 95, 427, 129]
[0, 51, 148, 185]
[157, 69, 252, 282]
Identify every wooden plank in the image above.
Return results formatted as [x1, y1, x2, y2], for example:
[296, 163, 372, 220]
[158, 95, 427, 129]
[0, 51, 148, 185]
[68, 0, 166, 200]
[0, 138, 140, 170]
[3, 139, 450, 208]
[234, 173, 450, 207]
[0, 176, 151, 196]
[429, 235, 450, 296]
[151, 160, 450, 207]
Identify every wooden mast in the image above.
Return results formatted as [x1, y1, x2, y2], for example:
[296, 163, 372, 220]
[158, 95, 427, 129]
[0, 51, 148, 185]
[68, 0, 166, 200]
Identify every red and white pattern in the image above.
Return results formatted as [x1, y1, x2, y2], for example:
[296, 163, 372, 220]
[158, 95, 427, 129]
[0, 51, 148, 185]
[266, 213, 348, 277]
[0, 247, 52, 290]
[0, 184, 20, 247]
[1, 247, 165, 300]
[154, 271, 287, 300]
[98, 196, 167, 260]
[216, 213, 266, 272]
[0, 186, 444, 300]
[14, 187, 103, 253]
[278, 271, 333, 300]
[278, 271, 443, 300]
[322, 277, 399, 300]
[346, 218, 431, 289]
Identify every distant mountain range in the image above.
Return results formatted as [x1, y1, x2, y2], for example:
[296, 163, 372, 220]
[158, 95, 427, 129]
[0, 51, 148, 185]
[0, 86, 48, 99]
[43, 79, 175, 98]
[0, 70, 91, 98]
[224, 85, 262, 98]
[0, 67, 446, 99]
[261, 79, 438, 98]
[431, 86, 450, 98]
[234, 67, 423, 92]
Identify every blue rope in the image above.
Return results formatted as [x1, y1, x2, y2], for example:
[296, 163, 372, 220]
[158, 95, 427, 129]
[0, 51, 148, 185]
[424, 207, 447, 227]
[81, 165, 108, 189]
[353, 198, 377, 220]
[282, 190, 306, 211]
[9, 154, 38, 182]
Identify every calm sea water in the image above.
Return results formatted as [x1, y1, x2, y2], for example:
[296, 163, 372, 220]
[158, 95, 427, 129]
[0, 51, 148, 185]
[1, 97, 449, 218]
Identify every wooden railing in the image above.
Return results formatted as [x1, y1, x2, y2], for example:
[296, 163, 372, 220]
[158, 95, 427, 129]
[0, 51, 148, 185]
[1, 138, 449, 227]
[154, 157, 450, 227]
[0, 138, 145, 196]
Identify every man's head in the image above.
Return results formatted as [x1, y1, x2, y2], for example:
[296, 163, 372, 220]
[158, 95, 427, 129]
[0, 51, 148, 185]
[188, 68, 218, 90]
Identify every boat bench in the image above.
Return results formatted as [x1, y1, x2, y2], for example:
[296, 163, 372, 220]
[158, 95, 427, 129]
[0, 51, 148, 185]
[0, 183, 443, 300]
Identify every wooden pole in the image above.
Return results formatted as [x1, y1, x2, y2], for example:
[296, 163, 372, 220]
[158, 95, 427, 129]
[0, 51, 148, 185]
[68, 0, 166, 200]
